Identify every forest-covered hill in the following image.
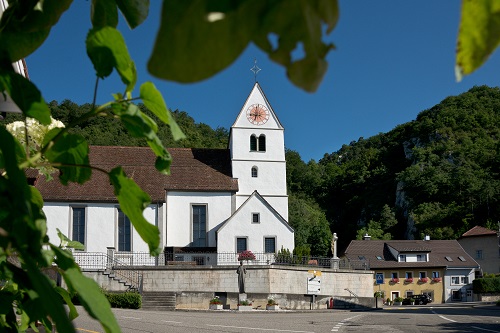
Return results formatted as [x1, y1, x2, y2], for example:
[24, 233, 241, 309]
[3, 86, 499, 255]
[288, 85, 500, 252]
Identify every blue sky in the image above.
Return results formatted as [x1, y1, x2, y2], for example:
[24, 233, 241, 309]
[26, 1, 500, 162]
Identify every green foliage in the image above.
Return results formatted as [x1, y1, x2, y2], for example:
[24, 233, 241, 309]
[456, 1, 500, 81]
[149, 0, 339, 92]
[288, 193, 331, 256]
[105, 291, 142, 309]
[473, 277, 500, 294]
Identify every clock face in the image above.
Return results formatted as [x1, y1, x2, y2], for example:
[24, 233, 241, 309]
[246, 104, 270, 125]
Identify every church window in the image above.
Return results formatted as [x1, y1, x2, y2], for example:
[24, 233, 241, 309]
[72, 207, 86, 245]
[118, 209, 131, 252]
[264, 237, 276, 253]
[250, 135, 257, 151]
[192, 205, 207, 247]
[251, 166, 258, 178]
[252, 213, 260, 223]
[236, 237, 247, 253]
[258, 135, 266, 152]
[250, 134, 266, 152]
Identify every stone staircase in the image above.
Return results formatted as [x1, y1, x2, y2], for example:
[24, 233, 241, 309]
[141, 292, 176, 311]
[102, 270, 137, 291]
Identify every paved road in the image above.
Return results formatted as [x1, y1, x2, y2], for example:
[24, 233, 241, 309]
[72, 305, 500, 333]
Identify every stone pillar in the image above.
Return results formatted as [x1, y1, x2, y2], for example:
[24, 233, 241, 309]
[106, 247, 115, 271]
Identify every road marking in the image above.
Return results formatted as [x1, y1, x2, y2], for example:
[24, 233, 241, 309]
[331, 314, 362, 332]
[163, 320, 183, 324]
[471, 326, 500, 333]
[207, 324, 314, 333]
[438, 315, 457, 323]
[77, 329, 100, 333]
[121, 316, 141, 320]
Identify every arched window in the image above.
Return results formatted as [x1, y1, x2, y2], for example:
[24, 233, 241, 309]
[250, 135, 257, 151]
[258, 135, 266, 152]
[251, 166, 258, 178]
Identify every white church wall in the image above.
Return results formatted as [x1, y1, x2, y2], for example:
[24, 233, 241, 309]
[217, 196, 294, 253]
[166, 192, 232, 248]
[43, 202, 157, 253]
[230, 127, 285, 162]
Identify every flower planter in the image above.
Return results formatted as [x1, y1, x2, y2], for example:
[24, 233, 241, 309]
[209, 304, 223, 310]
[266, 305, 280, 310]
[393, 302, 402, 306]
[237, 305, 253, 311]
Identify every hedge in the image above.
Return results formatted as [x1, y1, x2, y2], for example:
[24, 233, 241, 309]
[71, 291, 142, 309]
[472, 277, 500, 293]
[105, 291, 142, 309]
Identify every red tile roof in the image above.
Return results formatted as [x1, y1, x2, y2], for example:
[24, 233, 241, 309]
[461, 225, 498, 237]
[344, 239, 478, 269]
[35, 146, 238, 202]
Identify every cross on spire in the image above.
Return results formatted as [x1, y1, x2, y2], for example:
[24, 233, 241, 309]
[250, 59, 261, 82]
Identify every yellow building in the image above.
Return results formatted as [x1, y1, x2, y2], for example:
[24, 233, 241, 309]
[344, 238, 479, 303]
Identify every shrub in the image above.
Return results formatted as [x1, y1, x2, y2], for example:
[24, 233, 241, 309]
[473, 277, 500, 293]
[105, 291, 142, 309]
[239, 299, 252, 306]
[267, 298, 277, 305]
[394, 297, 403, 302]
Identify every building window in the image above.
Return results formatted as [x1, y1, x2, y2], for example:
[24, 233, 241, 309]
[192, 205, 207, 247]
[118, 209, 131, 252]
[476, 250, 483, 259]
[264, 237, 276, 253]
[391, 272, 398, 279]
[251, 166, 258, 178]
[406, 291, 414, 298]
[258, 135, 266, 152]
[250, 135, 257, 151]
[405, 272, 413, 279]
[72, 207, 85, 245]
[399, 254, 406, 262]
[432, 271, 440, 278]
[250, 135, 266, 152]
[419, 271, 427, 279]
[461, 276, 469, 284]
[236, 237, 247, 253]
[252, 213, 260, 223]
[452, 290, 461, 300]
[417, 254, 426, 262]
[451, 276, 460, 285]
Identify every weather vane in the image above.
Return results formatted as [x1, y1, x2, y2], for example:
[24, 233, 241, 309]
[250, 59, 261, 82]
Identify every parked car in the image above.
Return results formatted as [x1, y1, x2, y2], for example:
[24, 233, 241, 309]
[404, 294, 432, 305]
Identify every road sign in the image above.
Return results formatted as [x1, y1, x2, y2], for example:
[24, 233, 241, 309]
[307, 276, 321, 294]
[375, 273, 384, 285]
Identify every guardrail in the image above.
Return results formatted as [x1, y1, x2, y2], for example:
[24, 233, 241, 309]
[71, 250, 368, 270]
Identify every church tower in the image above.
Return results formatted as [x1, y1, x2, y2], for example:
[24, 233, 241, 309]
[229, 82, 288, 220]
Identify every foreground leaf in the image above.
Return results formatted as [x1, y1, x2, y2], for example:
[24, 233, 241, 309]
[116, 0, 150, 29]
[86, 27, 137, 92]
[0, 71, 51, 125]
[43, 129, 91, 185]
[112, 102, 172, 174]
[0, 0, 73, 61]
[140, 82, 185, 141]
[456, 0, 500, 81]
[109, 167, 160, 255]
[148, 0, 338, 92]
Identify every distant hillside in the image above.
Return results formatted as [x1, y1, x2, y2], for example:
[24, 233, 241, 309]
[287, 85, 500, 252]
[3, 100, 229, 149]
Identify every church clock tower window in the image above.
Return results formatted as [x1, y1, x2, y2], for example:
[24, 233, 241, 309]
[250, 135, 266, 152]
[250, 135, 257, 151]
[251, 166, 258, 178]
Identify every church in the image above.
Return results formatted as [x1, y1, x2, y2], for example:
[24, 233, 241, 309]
[36, 83, 295, 263]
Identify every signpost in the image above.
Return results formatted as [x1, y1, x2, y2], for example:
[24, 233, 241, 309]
[307, 271, 321, 309]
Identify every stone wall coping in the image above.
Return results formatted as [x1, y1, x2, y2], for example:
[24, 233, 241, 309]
[113, 265, 373, 275]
